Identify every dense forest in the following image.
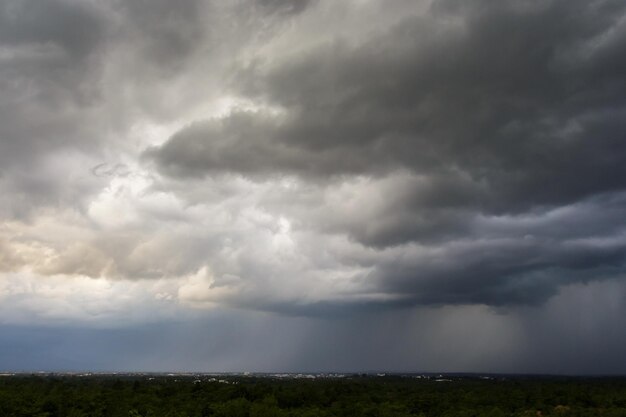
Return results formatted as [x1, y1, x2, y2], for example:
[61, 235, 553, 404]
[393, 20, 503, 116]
[1, 374, 626, 417]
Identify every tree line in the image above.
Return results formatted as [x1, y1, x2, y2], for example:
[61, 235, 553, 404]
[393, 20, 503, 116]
[1, 374, 626, 417]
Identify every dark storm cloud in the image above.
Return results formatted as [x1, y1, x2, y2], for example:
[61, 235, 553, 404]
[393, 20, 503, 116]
[151, 0, 626, 211]
[154, 2, 626, 206]
[3, 0, 626, 375]
[114, 0, 207, 70]
[0, 0, 108, 111]
[148, 0, 626, 207]
[145, 0, 626, 310]
[0, 0, 106, 56]
[0, 0, 217, 218]
[0, 0, 114, 220]
[144, 112, 374, 177]
[257, 0, 315, 15]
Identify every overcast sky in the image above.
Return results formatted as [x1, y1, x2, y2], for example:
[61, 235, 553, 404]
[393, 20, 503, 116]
[1, 0, 626, 374]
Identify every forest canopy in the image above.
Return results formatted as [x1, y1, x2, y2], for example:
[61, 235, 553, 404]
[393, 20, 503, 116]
[1, 374, 626, 417]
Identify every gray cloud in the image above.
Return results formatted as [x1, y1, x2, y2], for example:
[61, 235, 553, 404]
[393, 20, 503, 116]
[114, 0, 207, 71]
[0, 1, 115, 220]
[151, 0, 626, 209]
[141, 0, 626, 311]
[1, 0, 626, 335]
[257, 0, 315, 16]
[3, 0, 626, 374]
[0, 0, 107, 57]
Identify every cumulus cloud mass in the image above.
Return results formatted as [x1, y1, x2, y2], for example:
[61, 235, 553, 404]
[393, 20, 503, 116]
[1, 0, 626, 373]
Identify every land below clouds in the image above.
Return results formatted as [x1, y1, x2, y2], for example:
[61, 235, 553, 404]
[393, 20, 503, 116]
[2, 373, 626, 417]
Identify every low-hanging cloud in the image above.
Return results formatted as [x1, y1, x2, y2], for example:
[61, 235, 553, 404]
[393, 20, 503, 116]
[3, 0, 626, 374]
[1, 0, 626, 322]
[141, 0, 626, 312]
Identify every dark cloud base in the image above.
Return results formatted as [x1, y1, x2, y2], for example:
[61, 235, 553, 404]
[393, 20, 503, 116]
[2, 0, 626, 374]
[146, 0, 626, 310]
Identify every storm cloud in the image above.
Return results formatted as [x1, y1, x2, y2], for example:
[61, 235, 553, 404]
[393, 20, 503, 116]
[145, 0, 626, 309]
[1, 0, 626, 372]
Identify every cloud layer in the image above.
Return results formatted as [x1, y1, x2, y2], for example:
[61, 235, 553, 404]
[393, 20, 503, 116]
[146, 0, 626, 311]
[1, 0, 626, 372]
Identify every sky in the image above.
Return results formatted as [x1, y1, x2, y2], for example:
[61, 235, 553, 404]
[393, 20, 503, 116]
[1, 0, 626, 374]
